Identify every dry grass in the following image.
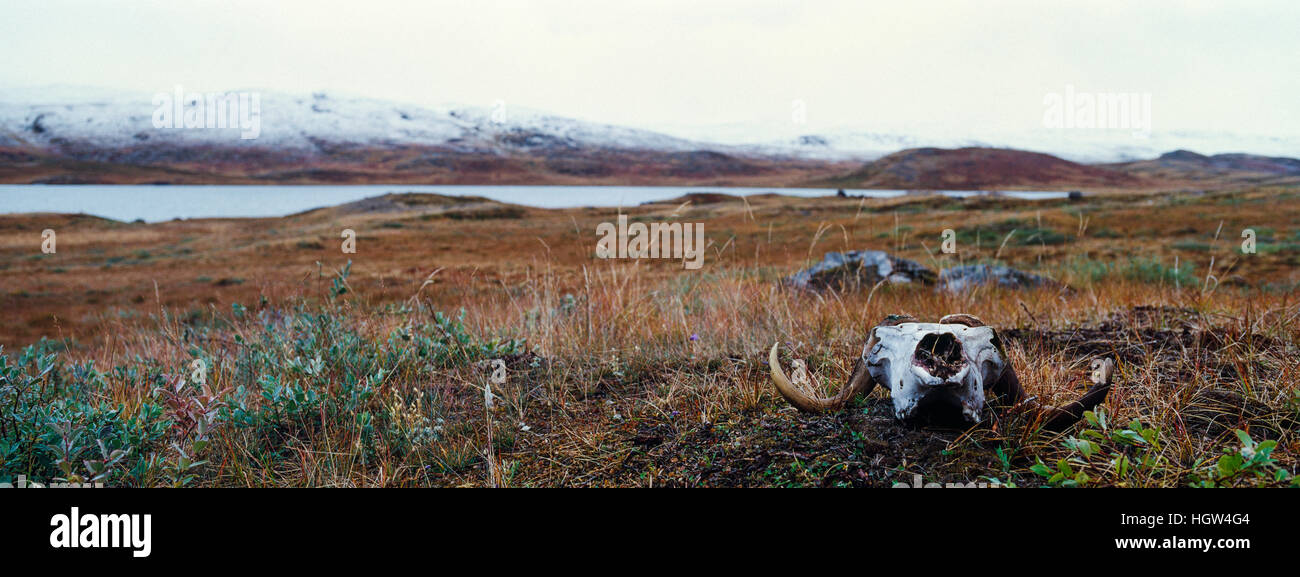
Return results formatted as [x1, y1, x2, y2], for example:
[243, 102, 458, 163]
[1, 187, 1297, 486]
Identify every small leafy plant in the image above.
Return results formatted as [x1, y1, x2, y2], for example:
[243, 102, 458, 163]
[1031, 407, 1171, 487]
[1189, 430, 1295, 488]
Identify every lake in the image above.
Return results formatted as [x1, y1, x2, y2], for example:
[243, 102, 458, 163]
[0, 185, 1074, 222]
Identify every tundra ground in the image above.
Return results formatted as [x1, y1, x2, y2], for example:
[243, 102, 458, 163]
[1, 188, 1297, 486]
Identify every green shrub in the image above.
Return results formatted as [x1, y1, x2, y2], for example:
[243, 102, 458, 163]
[2, 301, 525, 486]
[956, 218, 1072, 247]
[0, 342, 172, 486]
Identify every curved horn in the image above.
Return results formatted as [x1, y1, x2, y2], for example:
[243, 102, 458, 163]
[939, 313, 985, 327]
[768, 342, 875, 413]
[1039, 358, 1116, 432]
[880, 313, 917, 327]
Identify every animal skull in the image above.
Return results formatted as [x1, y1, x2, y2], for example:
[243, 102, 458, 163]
[769, 314, 1114, 431]
[867, 320, 1005, 424]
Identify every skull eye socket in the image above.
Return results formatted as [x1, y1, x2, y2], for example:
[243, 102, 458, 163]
[914, 332, 966, 379]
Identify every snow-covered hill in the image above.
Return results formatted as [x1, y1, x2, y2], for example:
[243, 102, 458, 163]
[0, 86, 712, 155]
[676, 125, 1300, 164]
[1, 85, 1295, 167]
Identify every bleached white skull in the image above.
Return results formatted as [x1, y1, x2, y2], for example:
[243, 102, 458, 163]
[866, 321, 1006, 424]
[768, 314, 1114, 432]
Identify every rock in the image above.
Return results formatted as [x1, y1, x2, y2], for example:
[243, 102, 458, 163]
[785, 250, 936, 292]
[938, 264, 1061, 293]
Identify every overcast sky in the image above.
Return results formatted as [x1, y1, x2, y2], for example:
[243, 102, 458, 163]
[3, 0, 1297, 140]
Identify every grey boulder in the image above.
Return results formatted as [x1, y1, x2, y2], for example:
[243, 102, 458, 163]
[785, 250, 936, 292]
[938, 264, 1061, 293]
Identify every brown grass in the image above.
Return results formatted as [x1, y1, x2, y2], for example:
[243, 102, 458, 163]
[1, 187, 1297, 486]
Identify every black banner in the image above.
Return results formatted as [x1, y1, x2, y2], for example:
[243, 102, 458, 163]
[3, 488, 1283, 566]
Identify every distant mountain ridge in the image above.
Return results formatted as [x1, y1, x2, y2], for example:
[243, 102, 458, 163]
[1, 87, 1297, 189]
[823, 147, 1141, 190]
[1104, 150, 1300, 188]
[0, 88, 854, 185]
[1124, 149, 1300, 174]
[0, 88, 707, 156]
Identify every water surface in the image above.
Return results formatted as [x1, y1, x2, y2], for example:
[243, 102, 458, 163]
[0, 185, 1072, 222]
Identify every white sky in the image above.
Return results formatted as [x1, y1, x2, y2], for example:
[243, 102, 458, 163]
[3, 0, 1297, 140]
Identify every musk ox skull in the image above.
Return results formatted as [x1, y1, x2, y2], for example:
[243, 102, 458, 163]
[769, 314, 1114, 431]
